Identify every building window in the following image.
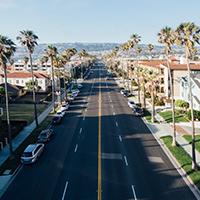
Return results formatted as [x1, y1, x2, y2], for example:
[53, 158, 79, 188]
[161, 87, 164, 93]
[160, 78, 164, 84]
[16, 80, 19, 84]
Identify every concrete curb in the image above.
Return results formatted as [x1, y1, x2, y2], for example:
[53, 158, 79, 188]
[142, 117, 200, 200]
[0, 164, 23, 199]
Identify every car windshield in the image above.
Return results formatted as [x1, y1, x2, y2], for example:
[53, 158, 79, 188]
[22, 152, 32, 157]
[40, 132, 47, 137]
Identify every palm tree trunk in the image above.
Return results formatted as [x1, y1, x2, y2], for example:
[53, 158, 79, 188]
[142, 80, 146, 109]
[59, 75, 62, 105]
[186, 47, 197, 170]
[137, 65, 141, 104]
[166, 55, 176, 146]
[151, 88, 155, 123]
[3, 64, 13, 155]
[29, 53, 38, 127]
[51, 57, 56, 112]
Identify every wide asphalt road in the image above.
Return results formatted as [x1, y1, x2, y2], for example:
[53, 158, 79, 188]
[1, 61, 197, 200]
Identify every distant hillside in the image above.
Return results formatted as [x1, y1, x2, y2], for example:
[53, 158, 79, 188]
[14, 43, 200, 61]
[14, 43, 120, 61]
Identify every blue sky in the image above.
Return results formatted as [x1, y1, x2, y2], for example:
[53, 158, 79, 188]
[0, 0, 200, 44]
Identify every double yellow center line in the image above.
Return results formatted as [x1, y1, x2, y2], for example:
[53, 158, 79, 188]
[98, 69, 102, 200]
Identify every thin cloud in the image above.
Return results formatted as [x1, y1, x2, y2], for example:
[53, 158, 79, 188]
[0, 0, 15, 8]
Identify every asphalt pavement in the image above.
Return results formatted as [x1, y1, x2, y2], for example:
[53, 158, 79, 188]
[0, 61, 197, 200]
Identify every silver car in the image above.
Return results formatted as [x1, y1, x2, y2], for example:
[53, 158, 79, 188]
[21, 143, 45, 164]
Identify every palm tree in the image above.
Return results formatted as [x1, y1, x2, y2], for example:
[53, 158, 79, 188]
[146, 70, 160, 123]
[78, 49, 88, 79]
[139, 67, 148, 109]
[17, 30, 39, 127]
[23, 56, 29, 70]
[135, 46, 142, 104]
[176, 22, 200, 170]
[147, 44, 154, 59]
[121, 43, 131, 90]
[128, 33, 141, 104]
[158, 27, 177, 146]
[0, 35, 16, 154]
[45, 45, 58, 112]
[61, 48, 77, 96]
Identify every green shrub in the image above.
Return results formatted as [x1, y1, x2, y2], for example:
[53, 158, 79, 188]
[145, 92, 151, 98]
[187, 109, 200, 121]
[131, 80, 138, 86]
[155, 96, 165, 106]
[175, 99, 189, 110]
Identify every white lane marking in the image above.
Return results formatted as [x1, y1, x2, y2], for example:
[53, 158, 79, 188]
[113, 112, 115, 115]
[148, 156, 164, 163]
[83, 116, 85, 121]
[111, 104, 114, 108]
[124, 156, 128, 166]
[131, 185, 137, 200]
[119, 135, 122, 142]
[79, 128, 82, 134]
[85, 108, 87, 112]
[61, 181, 69, 200]
[116, 121, 118, 127]
[74, 144, 78, 152]
[110, 100, 112, 103]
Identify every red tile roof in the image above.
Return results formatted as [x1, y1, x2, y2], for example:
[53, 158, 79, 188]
[139, 60, 200, 70]
[139, 60, 166, 68]
[6, 72, 49, 79]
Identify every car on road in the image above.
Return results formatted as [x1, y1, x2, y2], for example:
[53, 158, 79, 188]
[67, 94, 75, 101]
[77, 84, 83, 89]
[21, 143, 45, 164]
[132, 107, 144, 116]
[71, 89, 80, 97]
[123, 90, 132, 97]
[128, 100, 137, 109]
[37, 128, 54, 143]
[120, 89, 125, 95]
[61, 103, 69, 112]
[52, 116, 62, 125]
[56, 110, 65, 118]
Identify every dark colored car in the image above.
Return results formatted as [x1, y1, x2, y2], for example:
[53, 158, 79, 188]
[123, 90, 132, 97]
[52, 116, 62, 125]
[132, 107, 144, 117]
[37, 128, 54, 143]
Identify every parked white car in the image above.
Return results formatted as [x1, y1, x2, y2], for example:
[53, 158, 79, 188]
[128, 100, 137, 109]
[21, 143, 44, 164]
[61, 103, 69, 112]
[71, 89, 80, 97]
[56, 110, 65, 118]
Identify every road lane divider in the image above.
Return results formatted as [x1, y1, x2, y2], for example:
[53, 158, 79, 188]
[98, 69, 102, 200]
[131, 185, 137, 200]
[115, 121, 119, 127]
[74, 144, 78, 153]
[124, 156, 128, 166]
[79, 128, 82, 134]
[119, 135, 122, 142]
[61, 181, 69, 200]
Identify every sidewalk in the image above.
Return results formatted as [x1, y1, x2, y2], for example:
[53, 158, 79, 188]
[144, 103, 200, 167]
[126, 91, 200, 166]
[0, 102, 54, 167]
